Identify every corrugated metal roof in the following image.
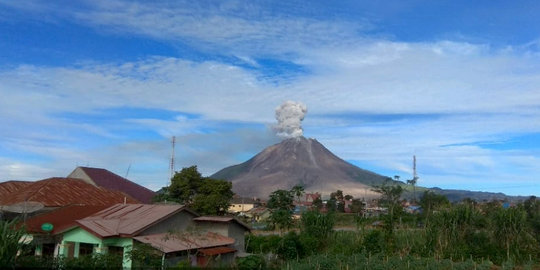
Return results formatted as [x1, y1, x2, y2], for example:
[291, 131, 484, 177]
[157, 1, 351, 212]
[72, 167, 155, 204]
[0, 178, 139, 207]
[0, 181, 32, 199]
[76, 204, 194, 238]
[133, 232, 235, 254]
[198, 246, 236, 256]
[24, 205, 109, 235]
[193, 216, 251, 232]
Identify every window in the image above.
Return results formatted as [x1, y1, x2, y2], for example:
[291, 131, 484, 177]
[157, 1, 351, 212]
[108, 246, 124, 255]
[79, 243, 95, 256]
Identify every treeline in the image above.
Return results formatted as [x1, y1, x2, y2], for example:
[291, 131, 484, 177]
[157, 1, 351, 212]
[242, 185, 540, 269]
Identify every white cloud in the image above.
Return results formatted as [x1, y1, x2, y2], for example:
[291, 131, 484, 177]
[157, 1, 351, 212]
[2, 1, 540, 195]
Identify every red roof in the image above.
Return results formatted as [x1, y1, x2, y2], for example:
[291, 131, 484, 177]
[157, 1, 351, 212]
[133, 232, 235, 254]
[0, 181, 32, 199]
[76, 204, 196, 238]
[24, 205, 109, 235]
[71, 167, 155, 204]
[0, 178, 139, 207]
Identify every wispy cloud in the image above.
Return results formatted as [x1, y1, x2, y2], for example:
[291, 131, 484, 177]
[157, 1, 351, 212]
[1, 1, 540, 195]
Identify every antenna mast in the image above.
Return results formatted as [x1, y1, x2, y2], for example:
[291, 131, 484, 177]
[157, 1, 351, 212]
[169, 136, 176, 184]
[413, 155, 417, 180]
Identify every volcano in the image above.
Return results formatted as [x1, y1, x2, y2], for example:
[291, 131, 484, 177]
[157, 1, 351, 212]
[211, 136, 390, 199]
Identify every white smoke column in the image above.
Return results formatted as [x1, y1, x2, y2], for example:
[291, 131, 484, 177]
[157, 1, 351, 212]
[274, 101, 307, 139]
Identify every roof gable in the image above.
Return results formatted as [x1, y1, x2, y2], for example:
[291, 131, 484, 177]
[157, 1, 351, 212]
[69, 167, 155, 203]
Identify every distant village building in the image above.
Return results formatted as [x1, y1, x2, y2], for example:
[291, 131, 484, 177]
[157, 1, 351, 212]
[228, 196, 258, 213]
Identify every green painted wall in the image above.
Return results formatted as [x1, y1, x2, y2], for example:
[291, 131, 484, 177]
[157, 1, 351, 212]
[63, 227, 101, 244]
[60, 227, 134, 269]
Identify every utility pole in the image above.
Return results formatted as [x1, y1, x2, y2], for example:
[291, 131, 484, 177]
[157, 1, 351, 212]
[169, 136, 176, 185]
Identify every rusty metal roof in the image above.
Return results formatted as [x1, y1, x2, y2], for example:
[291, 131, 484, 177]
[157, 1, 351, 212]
[133, 232, 235, 254]
[193, 216, 251, 232]
[24, 205, 109, 235]
[0, 178, 139, 207]
[0, 181, 32, 199]
[76, 204, 196, 238]
[71, 167, 155, 204]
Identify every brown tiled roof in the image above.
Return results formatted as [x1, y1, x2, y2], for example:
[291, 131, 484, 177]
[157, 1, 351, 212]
[0, 178, 139, 207]
[193, 216, 251, 232]
[133, 232, 235, 254]
[76, 204, 196, 238]
[24, 205, 109, 235]
[74, 167, 155, 204]
[0, 181, 32, 199]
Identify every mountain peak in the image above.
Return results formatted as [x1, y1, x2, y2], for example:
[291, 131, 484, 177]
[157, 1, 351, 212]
[212, 137, 387, 199]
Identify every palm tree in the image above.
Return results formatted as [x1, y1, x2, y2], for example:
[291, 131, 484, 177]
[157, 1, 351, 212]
[291, 184, 305, 204]
[407, 177, 418, 203]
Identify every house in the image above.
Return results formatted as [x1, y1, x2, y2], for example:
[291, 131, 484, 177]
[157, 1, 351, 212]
[68, 166, 156, 203]
[60, 203, 200, 268]
[304, 192, 321, 206]
[23, 205, 110, 257]
[228, 197, 258, 213]
[244, 207, 271, 222]
[192, 216, 251, 253]
[0, 178, 139, 220]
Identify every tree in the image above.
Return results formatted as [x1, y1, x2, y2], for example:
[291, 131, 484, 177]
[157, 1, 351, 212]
[191, 178, 234, 215]
[158, 165, 233, 215]
[406, 176, 418, 203]
[312, 197, 323, 210]
[0, 219, 28, 268]
[420, 190, 450, 226]
[372, 181, 403, 246]
[267, 190, 294, 233]
[330, 190, 345, 212]
[168, 166, 204, 204]
[291, 184, 305, 204]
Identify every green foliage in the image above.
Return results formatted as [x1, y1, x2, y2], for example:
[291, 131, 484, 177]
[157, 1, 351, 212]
[291, 184, 305, 203]
[350, 199, 364, 213]
[267, 189, 294, 232]
[276, 231, 304, 260]
[191, 178, 234, 215]
[300, 210, 335, 239]
[157, 165, 233, 215]
[299, 210, 335, 254]
[363, 230, 384, 254]
[420, 191, 450, 215]
[312, 197, 323, 210]
[61, 253, 123, 269]
[0, 219, 27, 268]
[169, 165, 203, 204]
[236, 254, 266, 270]
[128, 243, 163, 269]
[245, 234, 281, 254]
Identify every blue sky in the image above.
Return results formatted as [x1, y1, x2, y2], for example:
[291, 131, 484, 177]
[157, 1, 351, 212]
[1, 0, 540, 196]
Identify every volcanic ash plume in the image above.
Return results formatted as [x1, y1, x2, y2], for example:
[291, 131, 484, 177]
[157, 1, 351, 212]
[274, 101, 307, 139]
